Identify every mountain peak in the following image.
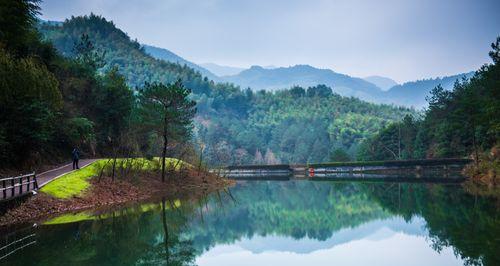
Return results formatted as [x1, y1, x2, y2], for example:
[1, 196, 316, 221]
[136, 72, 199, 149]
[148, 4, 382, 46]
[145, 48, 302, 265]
[363, 76, 398, 91]
[249, 65, 264, 70]
[221, 64, 382, 100]
[143, 44, 217, 79]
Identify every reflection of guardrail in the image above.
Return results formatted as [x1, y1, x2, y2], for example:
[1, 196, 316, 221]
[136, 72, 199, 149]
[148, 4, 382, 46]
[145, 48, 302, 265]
[213, 168, 291, 180]
[215, 158, 471, 180]
[308, 158, 472, 168]
[0, 172, 39, 202]
[0, 226, 37, 261]
[310, 172, 466, 183]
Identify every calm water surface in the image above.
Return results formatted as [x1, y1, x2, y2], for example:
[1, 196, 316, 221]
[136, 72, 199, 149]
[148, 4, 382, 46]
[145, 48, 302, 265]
[1, 179, 499, 266]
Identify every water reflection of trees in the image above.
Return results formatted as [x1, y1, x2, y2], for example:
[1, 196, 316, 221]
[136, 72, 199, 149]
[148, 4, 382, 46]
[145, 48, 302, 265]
[2, 196, 200, 266]
[362, 182, 500, 266]
[3, 181, 499, 266]
[185, 181, 499, 266]
[137, 198, 196, 266]
[184, 181, 390, 251]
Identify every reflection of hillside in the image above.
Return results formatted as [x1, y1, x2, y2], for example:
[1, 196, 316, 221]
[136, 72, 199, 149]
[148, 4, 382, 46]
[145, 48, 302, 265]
[364, 182, 500, 266]
[184, 181, 392, 252]
[3, 180, 498, 266]
[236, 216, 426, 254]
[2, 200, 198, 266]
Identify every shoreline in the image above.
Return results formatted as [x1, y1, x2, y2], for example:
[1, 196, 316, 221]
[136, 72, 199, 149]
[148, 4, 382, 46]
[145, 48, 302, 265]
[0, 170, 234, 228]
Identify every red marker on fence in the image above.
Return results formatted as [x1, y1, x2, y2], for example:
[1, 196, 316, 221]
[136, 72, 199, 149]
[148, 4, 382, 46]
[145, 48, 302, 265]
[309, 167, 315, 177]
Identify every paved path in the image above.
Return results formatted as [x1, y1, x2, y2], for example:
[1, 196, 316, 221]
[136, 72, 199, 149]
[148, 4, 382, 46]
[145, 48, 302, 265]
[37, 159, 98, 187]
[1, 159, 98, 201]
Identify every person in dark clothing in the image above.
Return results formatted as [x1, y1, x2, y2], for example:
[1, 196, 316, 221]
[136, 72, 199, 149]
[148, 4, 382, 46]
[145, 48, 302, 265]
[72, 148, 80, 170]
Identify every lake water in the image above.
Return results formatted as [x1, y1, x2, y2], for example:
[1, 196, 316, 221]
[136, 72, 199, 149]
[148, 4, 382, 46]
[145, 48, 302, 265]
[1, 179, 499, 266]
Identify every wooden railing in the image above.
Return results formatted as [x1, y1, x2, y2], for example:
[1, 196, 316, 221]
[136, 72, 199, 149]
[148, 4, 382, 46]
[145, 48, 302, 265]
[0, 172, 38, 201]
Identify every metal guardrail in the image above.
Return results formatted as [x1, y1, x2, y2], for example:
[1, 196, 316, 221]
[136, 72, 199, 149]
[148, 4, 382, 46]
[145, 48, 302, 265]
[0, 172, 38, 201]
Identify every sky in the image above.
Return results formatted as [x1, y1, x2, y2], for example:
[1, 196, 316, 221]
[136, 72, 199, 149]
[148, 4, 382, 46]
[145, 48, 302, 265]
[39, 0, 500, 83]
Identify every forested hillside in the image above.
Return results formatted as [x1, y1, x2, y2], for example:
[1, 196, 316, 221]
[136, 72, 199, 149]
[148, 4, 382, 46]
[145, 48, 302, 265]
[199, 86, 412, 164]
[142, 44, 217, 80]
[217, 64, 473, 108]
[200, 62, 244, 76]
[221, 64, 383, 100]
[383, 72, 475, 108]
[38, 15, 216, 95]
[37, 14, 414, 165]
[363, 76, 398, 91]
[359, 39, 499, 162]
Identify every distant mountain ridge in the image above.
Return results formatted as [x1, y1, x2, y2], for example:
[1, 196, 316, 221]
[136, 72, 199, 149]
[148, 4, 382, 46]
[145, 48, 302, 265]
[200, 63, 245, 76]
[39, 17, 473, 109]
[221, 64, 474, 108]
[364, 76, 398, 91]
[384, 72, 475, 108]
[143, 44, 217, 80]
[221, 64, 384, 101]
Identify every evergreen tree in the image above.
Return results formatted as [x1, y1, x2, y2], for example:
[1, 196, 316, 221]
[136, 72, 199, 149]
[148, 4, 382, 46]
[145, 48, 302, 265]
[137, 80, 196, 181]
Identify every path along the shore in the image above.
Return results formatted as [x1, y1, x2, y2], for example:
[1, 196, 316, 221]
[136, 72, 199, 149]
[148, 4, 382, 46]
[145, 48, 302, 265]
[1, 159, 98, 200]
[37, 159, 98, 187]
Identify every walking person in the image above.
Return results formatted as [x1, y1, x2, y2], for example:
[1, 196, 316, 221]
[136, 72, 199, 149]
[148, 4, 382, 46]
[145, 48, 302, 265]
[72, 147, 80, 170]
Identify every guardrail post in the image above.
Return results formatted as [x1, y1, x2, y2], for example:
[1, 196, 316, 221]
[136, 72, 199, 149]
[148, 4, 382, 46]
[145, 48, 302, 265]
[11, 178, 14, 197]
[19, 175, 23, 194]
[27, 175, 30, 191]
[2, 180, 5, 199]
[33, 172, 38, 189]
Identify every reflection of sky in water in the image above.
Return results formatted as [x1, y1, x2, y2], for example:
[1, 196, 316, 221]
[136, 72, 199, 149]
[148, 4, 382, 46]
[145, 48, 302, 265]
[196, 216, 463, 266]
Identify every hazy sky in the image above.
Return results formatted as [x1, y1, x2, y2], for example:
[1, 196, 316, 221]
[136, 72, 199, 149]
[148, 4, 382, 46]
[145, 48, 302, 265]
[40, 0, 499, 83]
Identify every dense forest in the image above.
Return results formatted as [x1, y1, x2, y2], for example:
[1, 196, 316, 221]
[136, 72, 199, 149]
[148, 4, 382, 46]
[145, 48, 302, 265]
[3, 2, 496, 169]
[358, 40, 499, 163]
[37, 14, 413, 166]
[0, 1, 196, 170]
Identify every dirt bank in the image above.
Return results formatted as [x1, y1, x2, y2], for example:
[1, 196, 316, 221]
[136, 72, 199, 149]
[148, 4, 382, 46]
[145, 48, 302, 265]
[0, 170, 234, 227]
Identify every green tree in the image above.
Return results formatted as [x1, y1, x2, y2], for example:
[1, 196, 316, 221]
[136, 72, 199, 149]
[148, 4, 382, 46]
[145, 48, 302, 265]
[138, 80, 196, 182]
[0, 0, 41, 56]
[330, 148, 351, 162]
[73, 33, 106, 72]
[307, 84, 333, 97]
[0, 48, 61, 166]
[93, 67, 134, 150]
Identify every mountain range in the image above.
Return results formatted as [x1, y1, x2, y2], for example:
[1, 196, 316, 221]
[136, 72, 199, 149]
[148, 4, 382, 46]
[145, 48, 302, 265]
[382, 72, 475, 107]
[140, 48, 472, 108]
[208, 64, 471, 108]
[40, 18, 473, 109]
[219, 65, 384, 101]
[200, 63, 245, 76]
[363, 76, 398, 91]
[142, 44, 218, 80]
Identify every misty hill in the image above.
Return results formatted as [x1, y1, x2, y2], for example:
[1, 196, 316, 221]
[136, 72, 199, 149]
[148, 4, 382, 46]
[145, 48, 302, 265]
[36, 14, 414, 165]
[38, 15, 218, 95]
[143, 44, 217, 80]
[221, 65, 384, 101]
[384, 72, 475, 108]
[364, 76, 398, 91]
[200, 63, 244, 76]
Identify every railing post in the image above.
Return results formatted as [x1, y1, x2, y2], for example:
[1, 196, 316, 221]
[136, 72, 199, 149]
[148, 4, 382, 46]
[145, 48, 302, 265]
[33, 172, 38, 189]
[27, 175, 31, 191]
[11, 178, 14, 197]
[19, 175, 23, 194]
[2, 180, 5, 199]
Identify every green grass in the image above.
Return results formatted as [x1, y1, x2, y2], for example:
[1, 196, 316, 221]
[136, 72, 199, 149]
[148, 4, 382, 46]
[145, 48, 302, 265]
[43, 211, 95, 225]
[40, 160, 104, 199]
[43, 199, 182, 225]
[40, 157, 189, 199]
